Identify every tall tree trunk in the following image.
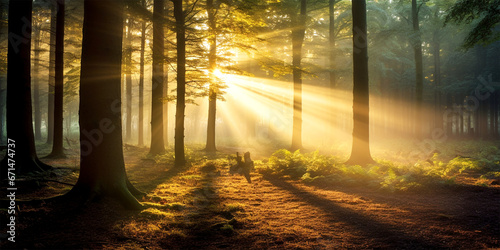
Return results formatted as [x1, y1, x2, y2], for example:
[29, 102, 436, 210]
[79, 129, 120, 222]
[138, 0, 146, 147]
[174, 0, 186, 167]
[205, 0, 217, 152]
[125, 17, 133, 142]
[47, 0, 66, 158]
[149, 0, 166, 155]
[69, 0, 142, 210]
[163, 3, 169, 146]
[433, 29, 442, 131]
[346, 0, 374, 166]
[1, 0, 51, 173]
[412, 0, 424, 138]
[33, 24, 42, 141]
[328, 0, 337, 140]
[290, 0, 306, 151]
[46, 1, 56, 145]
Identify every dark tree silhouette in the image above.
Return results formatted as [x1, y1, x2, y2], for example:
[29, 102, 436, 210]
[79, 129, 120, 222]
[68, 0, 142, 210]
[33, 19, 42, 141]
[173, 0, 186, 167]
[46, 0, 56, 145]
[125, 16, 133, 143]
[205, 0, 218, 153]
[138, 0, 146, 147]
[149, 0, 166, 155]
[46, 0, 66, 158]
[412, 0, 423, 138]
[345, 0, 374, 166]
[1, 0, 51, 173]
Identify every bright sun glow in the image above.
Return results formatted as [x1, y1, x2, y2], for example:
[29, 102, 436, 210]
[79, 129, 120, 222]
[213, 68, 224, 79]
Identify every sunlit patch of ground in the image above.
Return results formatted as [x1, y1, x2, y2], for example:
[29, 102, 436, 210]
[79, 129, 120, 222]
[0, 142, 499, 249]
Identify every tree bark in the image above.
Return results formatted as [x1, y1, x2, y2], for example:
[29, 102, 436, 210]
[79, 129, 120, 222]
[138, 0, 146, 147]
[412, 0, 424, 138]
[1, 0, 51, 174]
[205, 0, 217, 153]
[70, 0, 142, 210]
[125, 17, 133, 143]
[174, 0, 186, 167]
[149, 0, 166, 155]
[328, 0, 337, 138]
[163, 2, 169, 146]
[290, 0, 306, 151]
[433, 28, 442, 131]
[345, 0, 374, 166]
[33, 23, 42, 141]
[46, 0, 56, 145]
[47, 0, 66, 158]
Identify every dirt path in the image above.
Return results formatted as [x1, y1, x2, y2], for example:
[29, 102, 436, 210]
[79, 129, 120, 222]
[1, 150, 499, 249]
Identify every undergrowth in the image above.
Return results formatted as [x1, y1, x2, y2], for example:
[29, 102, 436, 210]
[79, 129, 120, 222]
[255, 148, 500, 192]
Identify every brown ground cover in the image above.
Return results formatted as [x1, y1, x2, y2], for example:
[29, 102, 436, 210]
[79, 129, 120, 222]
[1, 147, 499, 249]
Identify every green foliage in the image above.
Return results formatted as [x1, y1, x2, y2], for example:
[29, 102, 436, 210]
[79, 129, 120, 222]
[444, 0, 500, 49]
[257, 148, 500, 192]
[264, 149, 308, 178]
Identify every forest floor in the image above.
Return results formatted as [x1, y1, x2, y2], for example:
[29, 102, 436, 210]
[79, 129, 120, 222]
[0, 143, 499, 249]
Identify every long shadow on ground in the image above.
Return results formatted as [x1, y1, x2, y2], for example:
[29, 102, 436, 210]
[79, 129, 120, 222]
[315, 182, 500, 245]
[265, 176, 445, 249]
[0, 197, 140, 249]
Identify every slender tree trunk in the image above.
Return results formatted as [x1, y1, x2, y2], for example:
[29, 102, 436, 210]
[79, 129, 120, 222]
[69, 0, 142, 210]
[412, 0, 424, 138]
[205, 0, 217, 152]
[47, 0, 66, 158]
[1, 0, 51, 174]
[329, 0, 337, 140]
[138, 0, 146, 147]
[433, 28, 442, 130]
[125, 17, 133, 142]
[46, 1, 56, 145]
[174, 0, 186, 167]
[163, 66, 168, 146]
[329, 0, 336, 89]
[33, 25, 42, 140]
[290, 0, 306, 151]
[345, 0, 374, 166]
[163, 3, 169, 146]
[149, 0, 165, 155]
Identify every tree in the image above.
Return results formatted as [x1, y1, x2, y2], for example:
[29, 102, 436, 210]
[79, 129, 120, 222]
[1, 0, 51, 173]
[33, 11, 42, 141]
[445, 0, 500, 49]
[138, 0, 147, 147]
[173, 0, 186, 167]
[46, 0, 66, 158]
[204, 0, 218, 153]
[290, 0, 307, 151]
[69, 0, 142, 210]
[412, 0, 424, 138]
[149, 0, 166, 155]
[124, 16, 133, 143]
[46, 0, 56, 145]
[345, 0, 374, 166]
